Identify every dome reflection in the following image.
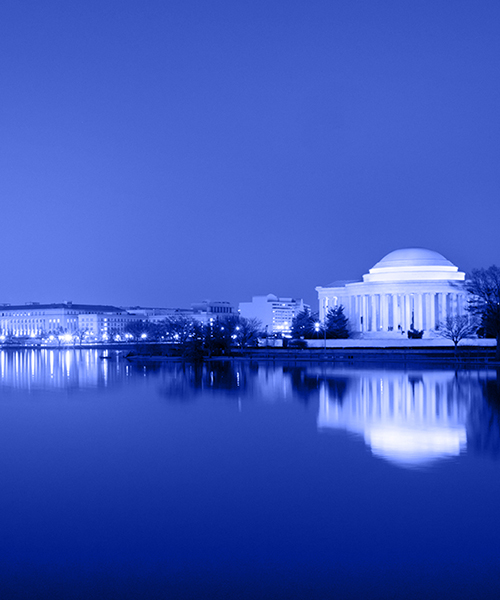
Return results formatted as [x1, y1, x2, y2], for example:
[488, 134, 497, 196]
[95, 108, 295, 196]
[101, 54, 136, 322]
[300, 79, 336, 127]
[317, 369, 494, 468]
[1, 349, 498, 467]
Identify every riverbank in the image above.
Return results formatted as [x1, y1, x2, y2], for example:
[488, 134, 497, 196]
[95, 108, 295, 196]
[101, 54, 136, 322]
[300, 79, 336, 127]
[122, 345, 499, 367]
[1, 341, 497, 366]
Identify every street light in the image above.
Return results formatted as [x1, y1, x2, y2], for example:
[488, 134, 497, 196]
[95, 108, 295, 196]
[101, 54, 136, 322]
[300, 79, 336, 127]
[315, 321, 326, 349]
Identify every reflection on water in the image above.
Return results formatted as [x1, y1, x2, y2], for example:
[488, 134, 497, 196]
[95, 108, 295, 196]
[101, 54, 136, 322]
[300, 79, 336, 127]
[0, 349, 132, 390]
[318, 371, 472, 468]
[1, 349, 499, 468]
[1, 351, 500, 598]
[322, 368, 500, 467]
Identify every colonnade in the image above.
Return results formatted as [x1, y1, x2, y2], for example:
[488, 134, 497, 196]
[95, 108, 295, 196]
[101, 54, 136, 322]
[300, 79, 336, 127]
[340, 291, 467, 333]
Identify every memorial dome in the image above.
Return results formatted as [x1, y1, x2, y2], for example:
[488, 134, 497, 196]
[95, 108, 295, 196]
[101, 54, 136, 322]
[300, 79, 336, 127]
[371, 248, 456, 270]
[363, 247, 464, 283]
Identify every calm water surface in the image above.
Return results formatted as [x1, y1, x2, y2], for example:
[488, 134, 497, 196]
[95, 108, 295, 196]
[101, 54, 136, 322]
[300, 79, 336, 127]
[0, 349, 499, 599]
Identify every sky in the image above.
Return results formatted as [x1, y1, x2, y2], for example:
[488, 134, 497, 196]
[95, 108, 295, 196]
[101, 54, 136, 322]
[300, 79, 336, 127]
[1, 0, 499, 309]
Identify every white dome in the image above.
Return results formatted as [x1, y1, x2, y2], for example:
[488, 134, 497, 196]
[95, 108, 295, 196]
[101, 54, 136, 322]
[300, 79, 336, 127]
[363, 248, 464, 283]
[372, 248, 455, 270]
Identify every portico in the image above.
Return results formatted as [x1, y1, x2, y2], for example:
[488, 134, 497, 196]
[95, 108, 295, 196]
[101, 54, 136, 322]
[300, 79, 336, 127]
[316, 249, 468, 336]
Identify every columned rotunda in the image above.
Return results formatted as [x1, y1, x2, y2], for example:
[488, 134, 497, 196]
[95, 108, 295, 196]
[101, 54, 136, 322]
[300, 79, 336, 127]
[316, 248, 468, 336]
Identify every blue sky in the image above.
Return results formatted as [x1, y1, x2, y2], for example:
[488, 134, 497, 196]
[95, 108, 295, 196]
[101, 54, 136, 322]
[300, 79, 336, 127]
[1, 1, 499, 308]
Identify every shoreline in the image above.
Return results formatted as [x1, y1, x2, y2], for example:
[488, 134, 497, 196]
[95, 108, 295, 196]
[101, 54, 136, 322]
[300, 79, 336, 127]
[0, 343, 497, 366]
[123, 346, 499, 367]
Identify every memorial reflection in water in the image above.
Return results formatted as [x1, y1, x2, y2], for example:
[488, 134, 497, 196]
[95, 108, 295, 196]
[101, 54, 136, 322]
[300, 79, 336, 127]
[317, 368, 499, 467]
[0, 349, 498, 468]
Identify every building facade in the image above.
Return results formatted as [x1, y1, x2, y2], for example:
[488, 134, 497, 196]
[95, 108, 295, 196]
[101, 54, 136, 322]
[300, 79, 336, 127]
[239, 294, 309, 335]
[0, 302, 130, 338]
[0, 299, 237, 342]
[316, 248, 468, 336]
[125, 301, 236, 325]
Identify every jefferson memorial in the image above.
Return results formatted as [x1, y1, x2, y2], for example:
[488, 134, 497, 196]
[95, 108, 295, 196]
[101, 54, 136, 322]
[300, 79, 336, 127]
[316, 248, 468, 336]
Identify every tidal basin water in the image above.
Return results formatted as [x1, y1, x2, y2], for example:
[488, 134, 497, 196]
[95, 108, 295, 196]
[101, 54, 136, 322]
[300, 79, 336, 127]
[1, 350, 500, 599]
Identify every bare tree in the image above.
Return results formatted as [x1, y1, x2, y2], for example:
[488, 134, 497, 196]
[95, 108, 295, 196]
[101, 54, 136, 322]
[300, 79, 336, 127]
[437, 314, 479, 353]
[466, 266, 500, 360]
[124, 319, 150, 341]
[74, 328, 88, 345]
[165, 316, 194, 345]
[237, 317, 263, 348]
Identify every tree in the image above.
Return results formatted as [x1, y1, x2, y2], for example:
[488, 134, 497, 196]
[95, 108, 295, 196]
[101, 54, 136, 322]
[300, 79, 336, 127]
[291, 309, 318, 339]
[324, 306, 350, 339]
[224, 315, 262, 348]
[437, 314, 479, 353]
[236, 317, 262, 347]
[165, 316, 194, 345]
[466, 266, 500, 359]
[204, 318, 232, 357]
[124, 319, 151, 341]
[182, 321, 205, 360]
[74, 328, 89, 345]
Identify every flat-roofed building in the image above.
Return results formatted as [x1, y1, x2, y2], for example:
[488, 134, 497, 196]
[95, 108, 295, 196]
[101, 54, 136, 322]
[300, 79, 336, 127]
[124, 301, 236, 325]
[0, 302, 129, 339]
[239, 294, 309, 335]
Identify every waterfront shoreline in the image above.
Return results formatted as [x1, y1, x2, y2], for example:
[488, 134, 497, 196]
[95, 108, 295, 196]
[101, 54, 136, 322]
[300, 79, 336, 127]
[123, 347, 499, 366]
[1, 342, 497, 366]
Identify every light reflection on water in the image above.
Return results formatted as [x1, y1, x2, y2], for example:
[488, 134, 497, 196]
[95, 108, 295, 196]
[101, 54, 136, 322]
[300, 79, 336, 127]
[0, 350, 500, 598]
[0, 349, 498, 468]
[319, 370, 473, 469]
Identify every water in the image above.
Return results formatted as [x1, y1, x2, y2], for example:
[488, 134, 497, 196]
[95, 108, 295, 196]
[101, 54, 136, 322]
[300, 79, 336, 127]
[0, 349, 499, 599]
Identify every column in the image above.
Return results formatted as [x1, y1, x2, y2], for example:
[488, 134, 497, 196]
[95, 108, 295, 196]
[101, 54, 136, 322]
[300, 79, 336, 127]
[429, 293, 436, 329]
[382, 294, 389, 331]
[414, 294, 423, 330]
[371, 295, 378, 331]
[366, 295, 372, 332]
[392, 293, 399, 330]
[425, 293, 432, 330]
[436, 293, 442, 327]
[362, 295, 369, 332]
[404, 294, 411, 331]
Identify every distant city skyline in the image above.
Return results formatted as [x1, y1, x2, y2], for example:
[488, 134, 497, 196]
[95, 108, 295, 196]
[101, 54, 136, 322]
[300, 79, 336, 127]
[1, 1, 499, 309]
[0, 244, 490, 315]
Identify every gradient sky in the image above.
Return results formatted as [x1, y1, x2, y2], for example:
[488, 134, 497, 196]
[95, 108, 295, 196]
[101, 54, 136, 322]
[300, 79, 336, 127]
[1, 0, 499, 309]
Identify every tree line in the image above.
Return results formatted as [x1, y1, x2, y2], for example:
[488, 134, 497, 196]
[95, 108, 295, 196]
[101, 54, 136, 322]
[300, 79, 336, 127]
[125, 315, 263, 358]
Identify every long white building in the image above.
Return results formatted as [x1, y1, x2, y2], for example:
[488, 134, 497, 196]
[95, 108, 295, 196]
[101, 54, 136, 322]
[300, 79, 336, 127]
[316, 248, 468, 336]
[0, 302, 131, 338]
